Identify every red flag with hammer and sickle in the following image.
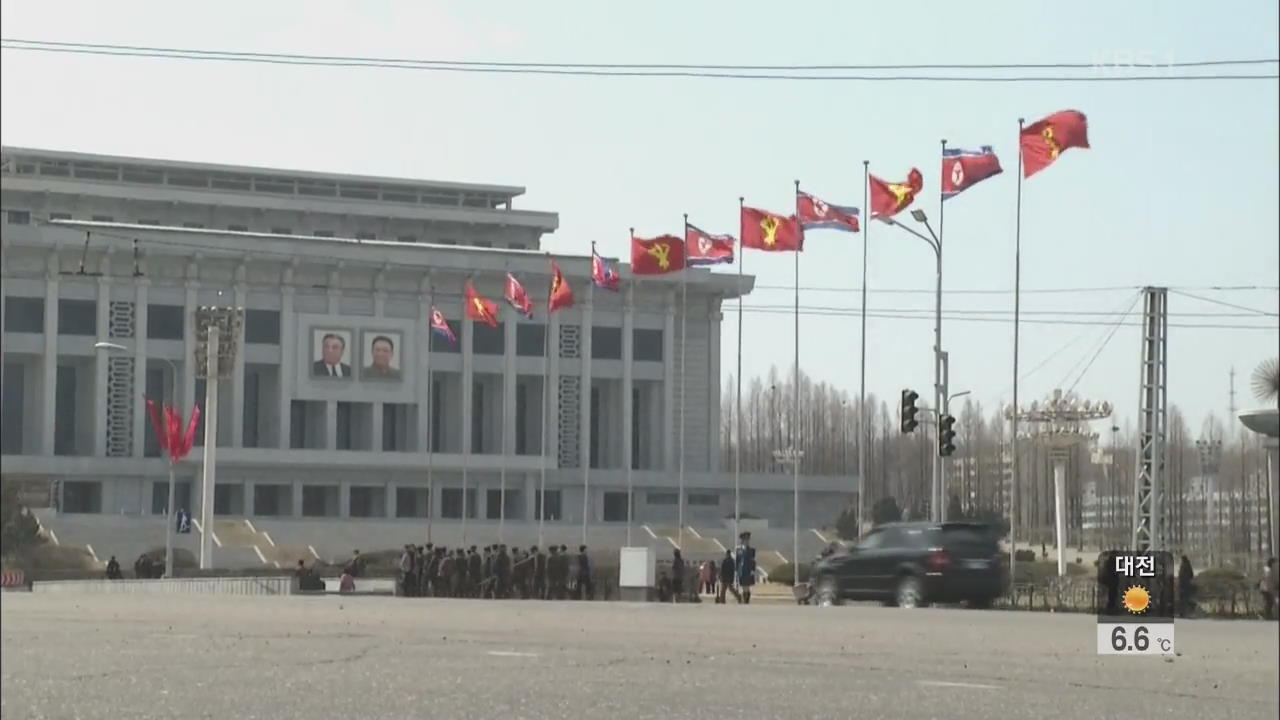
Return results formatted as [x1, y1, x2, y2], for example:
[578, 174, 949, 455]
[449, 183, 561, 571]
[547, 260, 575, 313]
[464, 280, 500, 328]
[869, 168, 924, 218]
[740, 206, 803, 252]
[1021, 110, 1089, 178]
[630, 235, 687, 275]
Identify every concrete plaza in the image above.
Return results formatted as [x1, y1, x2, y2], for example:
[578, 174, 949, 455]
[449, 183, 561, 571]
[1, 593, 1276, 719]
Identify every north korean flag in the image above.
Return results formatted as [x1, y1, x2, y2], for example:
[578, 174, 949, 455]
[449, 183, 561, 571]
[430, 306, 457, 343]
[941, 146, 1003, 201]
[685, 224, 735, 266]
[796, 191, 860, 233]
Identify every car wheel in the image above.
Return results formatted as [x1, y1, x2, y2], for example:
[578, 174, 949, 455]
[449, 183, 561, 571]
[895, 575, 923, 609]
[968, 596, 993, 610]
[814, 577, 840, 608]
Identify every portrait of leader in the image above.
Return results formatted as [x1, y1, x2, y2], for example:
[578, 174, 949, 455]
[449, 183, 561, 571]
[361, 331, 403, 380]
[312, 329, 353, 379]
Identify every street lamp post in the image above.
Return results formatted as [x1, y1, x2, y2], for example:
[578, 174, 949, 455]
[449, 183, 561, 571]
[94, 341, 180, 578]
[194, 307, 244, 571]
[1195, 438, 1223, 565]
[880, 212, 945, 521]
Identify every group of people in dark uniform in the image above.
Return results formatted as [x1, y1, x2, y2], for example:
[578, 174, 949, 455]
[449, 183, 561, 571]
[397, 543, 595, 600]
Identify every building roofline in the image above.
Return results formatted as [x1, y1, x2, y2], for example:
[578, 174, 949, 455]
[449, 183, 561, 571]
[1, 145, 528, 198]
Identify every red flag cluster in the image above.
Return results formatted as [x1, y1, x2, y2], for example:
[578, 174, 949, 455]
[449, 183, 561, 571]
[415, 110, 1088, 346]
[146, 399, 201, 464]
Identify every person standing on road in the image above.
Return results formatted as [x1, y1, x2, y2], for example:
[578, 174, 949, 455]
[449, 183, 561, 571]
[576, 545, 593, 601]
[671, 549, 685, 602]
[1178, 555, 1196, 618]
[718, 550, 735, 604]
[105, 555, 121, 580]
[1261, 557, 1277, 620]
[735, 532, 757, 605]
[531, 545, 547, 599]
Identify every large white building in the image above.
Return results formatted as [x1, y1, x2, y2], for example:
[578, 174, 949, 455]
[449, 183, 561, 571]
[0, 147, 854, 559]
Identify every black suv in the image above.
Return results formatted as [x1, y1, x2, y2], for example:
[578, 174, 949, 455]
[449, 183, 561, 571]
[810, 522, 1003, 608]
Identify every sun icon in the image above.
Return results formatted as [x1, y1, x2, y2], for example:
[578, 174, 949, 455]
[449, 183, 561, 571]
[1122, 585, 1150, 615]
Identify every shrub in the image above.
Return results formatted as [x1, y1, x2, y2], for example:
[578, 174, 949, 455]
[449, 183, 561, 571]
[1193, 567, 1249, 599]
[143, 547, 198, 569]
[767, 562, 812, 585]
[17, 544, 97, 571]
[1014, 549, 1036, 563]
[1013, 560, 1088, 585]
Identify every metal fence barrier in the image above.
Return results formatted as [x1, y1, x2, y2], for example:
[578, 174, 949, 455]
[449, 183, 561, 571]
[32, 576, 294, 596]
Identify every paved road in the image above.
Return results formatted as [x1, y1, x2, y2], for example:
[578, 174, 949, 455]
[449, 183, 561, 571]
[2, 593, 1276, 719]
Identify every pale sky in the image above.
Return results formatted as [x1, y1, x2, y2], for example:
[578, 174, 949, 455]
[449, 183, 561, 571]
[2, 0, 1277, 435]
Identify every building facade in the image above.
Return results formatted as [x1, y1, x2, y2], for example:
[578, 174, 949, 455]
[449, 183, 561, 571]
[0, 147, 853, 534]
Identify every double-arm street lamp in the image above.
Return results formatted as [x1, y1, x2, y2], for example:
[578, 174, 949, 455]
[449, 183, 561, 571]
[879, 210, 947, 521]
[93, 341, 181, 578]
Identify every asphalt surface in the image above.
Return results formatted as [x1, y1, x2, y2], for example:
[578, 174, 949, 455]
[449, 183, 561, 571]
[2, 593, 1277, 720]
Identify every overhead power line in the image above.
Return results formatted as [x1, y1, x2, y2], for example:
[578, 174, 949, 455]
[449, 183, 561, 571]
[2, 39, 1276, 82]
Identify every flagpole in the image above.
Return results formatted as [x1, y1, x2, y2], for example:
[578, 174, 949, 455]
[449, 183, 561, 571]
[678, 215, 689, 550]
[426, 285, 436, 546]
[626, 229, 635, 549]
[499, 296, 507, 546]
[1011, 118, 1025, 589]
[938, 138, 947, 522]
[791, 180, 801, 588]
[859, 161, 869, 536]
[584, 243, 595, 548]
[539, 255, 551, 548]
[734, 196, 744, 586]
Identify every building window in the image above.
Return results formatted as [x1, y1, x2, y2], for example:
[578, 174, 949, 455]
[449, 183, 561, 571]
[6, 210, 31, 225]
[589, 386, 601, 468]
[242, 371, 261, 448]
[474, 240, 492, 248]
[632, 387, 642, 470]
[507, 242, 525, 250]
[441, 488, 476, 519]
[4, 296, 44, 333]
[355, 231, 376, 241]
[396, 235, 417, 244]
[244, 309, 280, 344]
[471, 382, 484, 453]
[535, 489, 561, 521]
[54, 365, 79, 456]
[633, 329, 663, 361]
[647, 492, 678, 505]
[137, 218, 160, 226]
[382, 403, 410, 452]
[1, 362, 25, 454]
[430, 379, 443, 451]
[396, 487, 429, 518]
[313, 230, 335, 238]
[436, 238, 456, 246]
[515, 383, 528, 455]
[486, 489, 520, 520]
[592, 327, 622, 360]
[146, 304, 184, 340]
[516, 324, 546, 357]
[270, 227, 292, 235]
[688, 493, 720, 506]
[336, 402, 354, 450]
[227, 224, 249, 232]
[57, 299, 97, 335]
[91, 215, 114, 223]
[349, 486, 384, 518]
[144, 366, 165, 457]
[62, 481, 102, 513]
[302, 486, 336, 517]
[603, 491, 629, 522]
[472, 322, 504, 355]
[182, 222, 205, 229]
[49, 212, 72, 221]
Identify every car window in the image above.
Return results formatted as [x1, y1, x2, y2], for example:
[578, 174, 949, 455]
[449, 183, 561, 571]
[876, 528, 906, 548]
[934, 525, 996, 549]
[897, 527, 930, 549]
[857, 530, 885, 550]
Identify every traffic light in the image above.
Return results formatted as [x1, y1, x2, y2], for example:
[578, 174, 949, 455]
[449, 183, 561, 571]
[939, 414, 957, 456]
[900, 389, 919, 434]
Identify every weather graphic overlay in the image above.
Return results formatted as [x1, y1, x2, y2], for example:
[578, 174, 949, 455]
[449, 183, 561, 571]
[1096, 551, 1175, 655]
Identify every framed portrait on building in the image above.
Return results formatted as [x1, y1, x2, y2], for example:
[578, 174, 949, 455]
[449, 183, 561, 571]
[361, 330, 403, 381]
[311, 328, 354, 379]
